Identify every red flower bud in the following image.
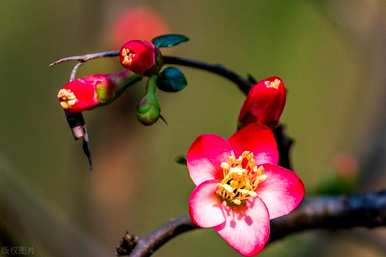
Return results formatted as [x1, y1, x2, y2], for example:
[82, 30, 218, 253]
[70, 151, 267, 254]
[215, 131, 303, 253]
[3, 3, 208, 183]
[238, 76, 286, 129]
[57, 71, 139, 112]
[119, 40, 159, 75]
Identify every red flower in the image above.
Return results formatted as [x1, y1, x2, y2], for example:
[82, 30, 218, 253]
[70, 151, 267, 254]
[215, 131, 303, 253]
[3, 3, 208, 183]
[238, 76, 286, 129]
[187, 124, 304, 256]
[119, 40, 159, 75]
[57, 71, 130, 112]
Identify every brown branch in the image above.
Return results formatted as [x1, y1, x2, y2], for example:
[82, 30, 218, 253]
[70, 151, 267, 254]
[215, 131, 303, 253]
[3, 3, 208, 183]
[273, 125, 294, 169]
[116, 190, 386, 257]
[162, 55, 251, 94]
[268, 191, 386, 241]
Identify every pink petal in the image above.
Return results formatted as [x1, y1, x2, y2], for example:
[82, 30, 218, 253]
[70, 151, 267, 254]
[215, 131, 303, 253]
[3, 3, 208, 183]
[214, 197, 270, 256]
[256, 164, 305, 219]
[229, 123, 278, 165]
[189, 180, 225, 228]
[187, 135, 233, 185]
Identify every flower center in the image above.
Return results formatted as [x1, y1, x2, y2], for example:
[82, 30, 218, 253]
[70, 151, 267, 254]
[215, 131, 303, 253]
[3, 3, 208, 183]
[57, 89, 77, 109]
[121, 48, 136, 65]
[265, 78, 281, 89]
[216, 151, 266, 206]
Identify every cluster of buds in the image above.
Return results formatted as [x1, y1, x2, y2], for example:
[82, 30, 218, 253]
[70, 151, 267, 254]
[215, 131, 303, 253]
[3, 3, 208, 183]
[57, 39, 161, 113]
[238, 76, 286, 129]
[57, 34, 189, 126]
[54, 34, 189, 170]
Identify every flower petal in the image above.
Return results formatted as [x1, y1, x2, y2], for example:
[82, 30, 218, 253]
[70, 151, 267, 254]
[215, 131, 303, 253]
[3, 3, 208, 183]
[256, 164, 305, 219]
[229, 123, 278, 165]
[189, 180, 225, 228]
[187, 135, 233, 185]
[214, 197, 270, 256]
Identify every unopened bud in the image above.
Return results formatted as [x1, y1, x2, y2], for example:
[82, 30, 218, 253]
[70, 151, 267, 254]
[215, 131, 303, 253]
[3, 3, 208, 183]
[57, 71, 141, 112]
[136, 75, 161, 125]
[119, 40, 160, 75]
[238, 76, 286, 129]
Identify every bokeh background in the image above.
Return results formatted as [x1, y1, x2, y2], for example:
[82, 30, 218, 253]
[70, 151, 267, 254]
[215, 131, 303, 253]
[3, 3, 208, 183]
[1, 0, 386, 257]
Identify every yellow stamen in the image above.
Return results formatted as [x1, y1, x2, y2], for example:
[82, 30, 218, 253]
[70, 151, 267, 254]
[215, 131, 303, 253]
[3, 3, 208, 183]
[216, 151, 267, 206]
[265, 79, 281, 89]
[121, 48, 135, 65]
[57, 89, 76, 109]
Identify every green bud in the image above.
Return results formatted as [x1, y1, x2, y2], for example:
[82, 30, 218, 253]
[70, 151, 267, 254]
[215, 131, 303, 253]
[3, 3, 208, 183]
[136, 75, 161, 125]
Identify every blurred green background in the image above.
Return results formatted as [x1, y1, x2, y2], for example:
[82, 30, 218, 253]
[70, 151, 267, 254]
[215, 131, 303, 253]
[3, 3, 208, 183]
[0, 0, 386, 257]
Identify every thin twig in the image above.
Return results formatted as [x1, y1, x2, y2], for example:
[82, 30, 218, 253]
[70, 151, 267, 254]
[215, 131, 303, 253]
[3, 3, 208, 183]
[49, 50, 119, 66]
[70, 62, 83, 81]
[117, 190, 386, 257]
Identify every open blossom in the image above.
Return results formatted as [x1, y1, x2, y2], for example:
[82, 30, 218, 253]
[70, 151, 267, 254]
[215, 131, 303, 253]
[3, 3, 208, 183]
[57, 71, 131, 112]
[238, 76, 286, 129]
[119, 40, 159, 75]
[187, 123, 304, 256]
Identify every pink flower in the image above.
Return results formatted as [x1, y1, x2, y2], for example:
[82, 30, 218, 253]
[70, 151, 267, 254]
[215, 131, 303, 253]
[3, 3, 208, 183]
[57, 71, 131, 112]
[187, 123, 304, 256]
[238, 76, 286, 129]
[119, 40, 159, 75]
